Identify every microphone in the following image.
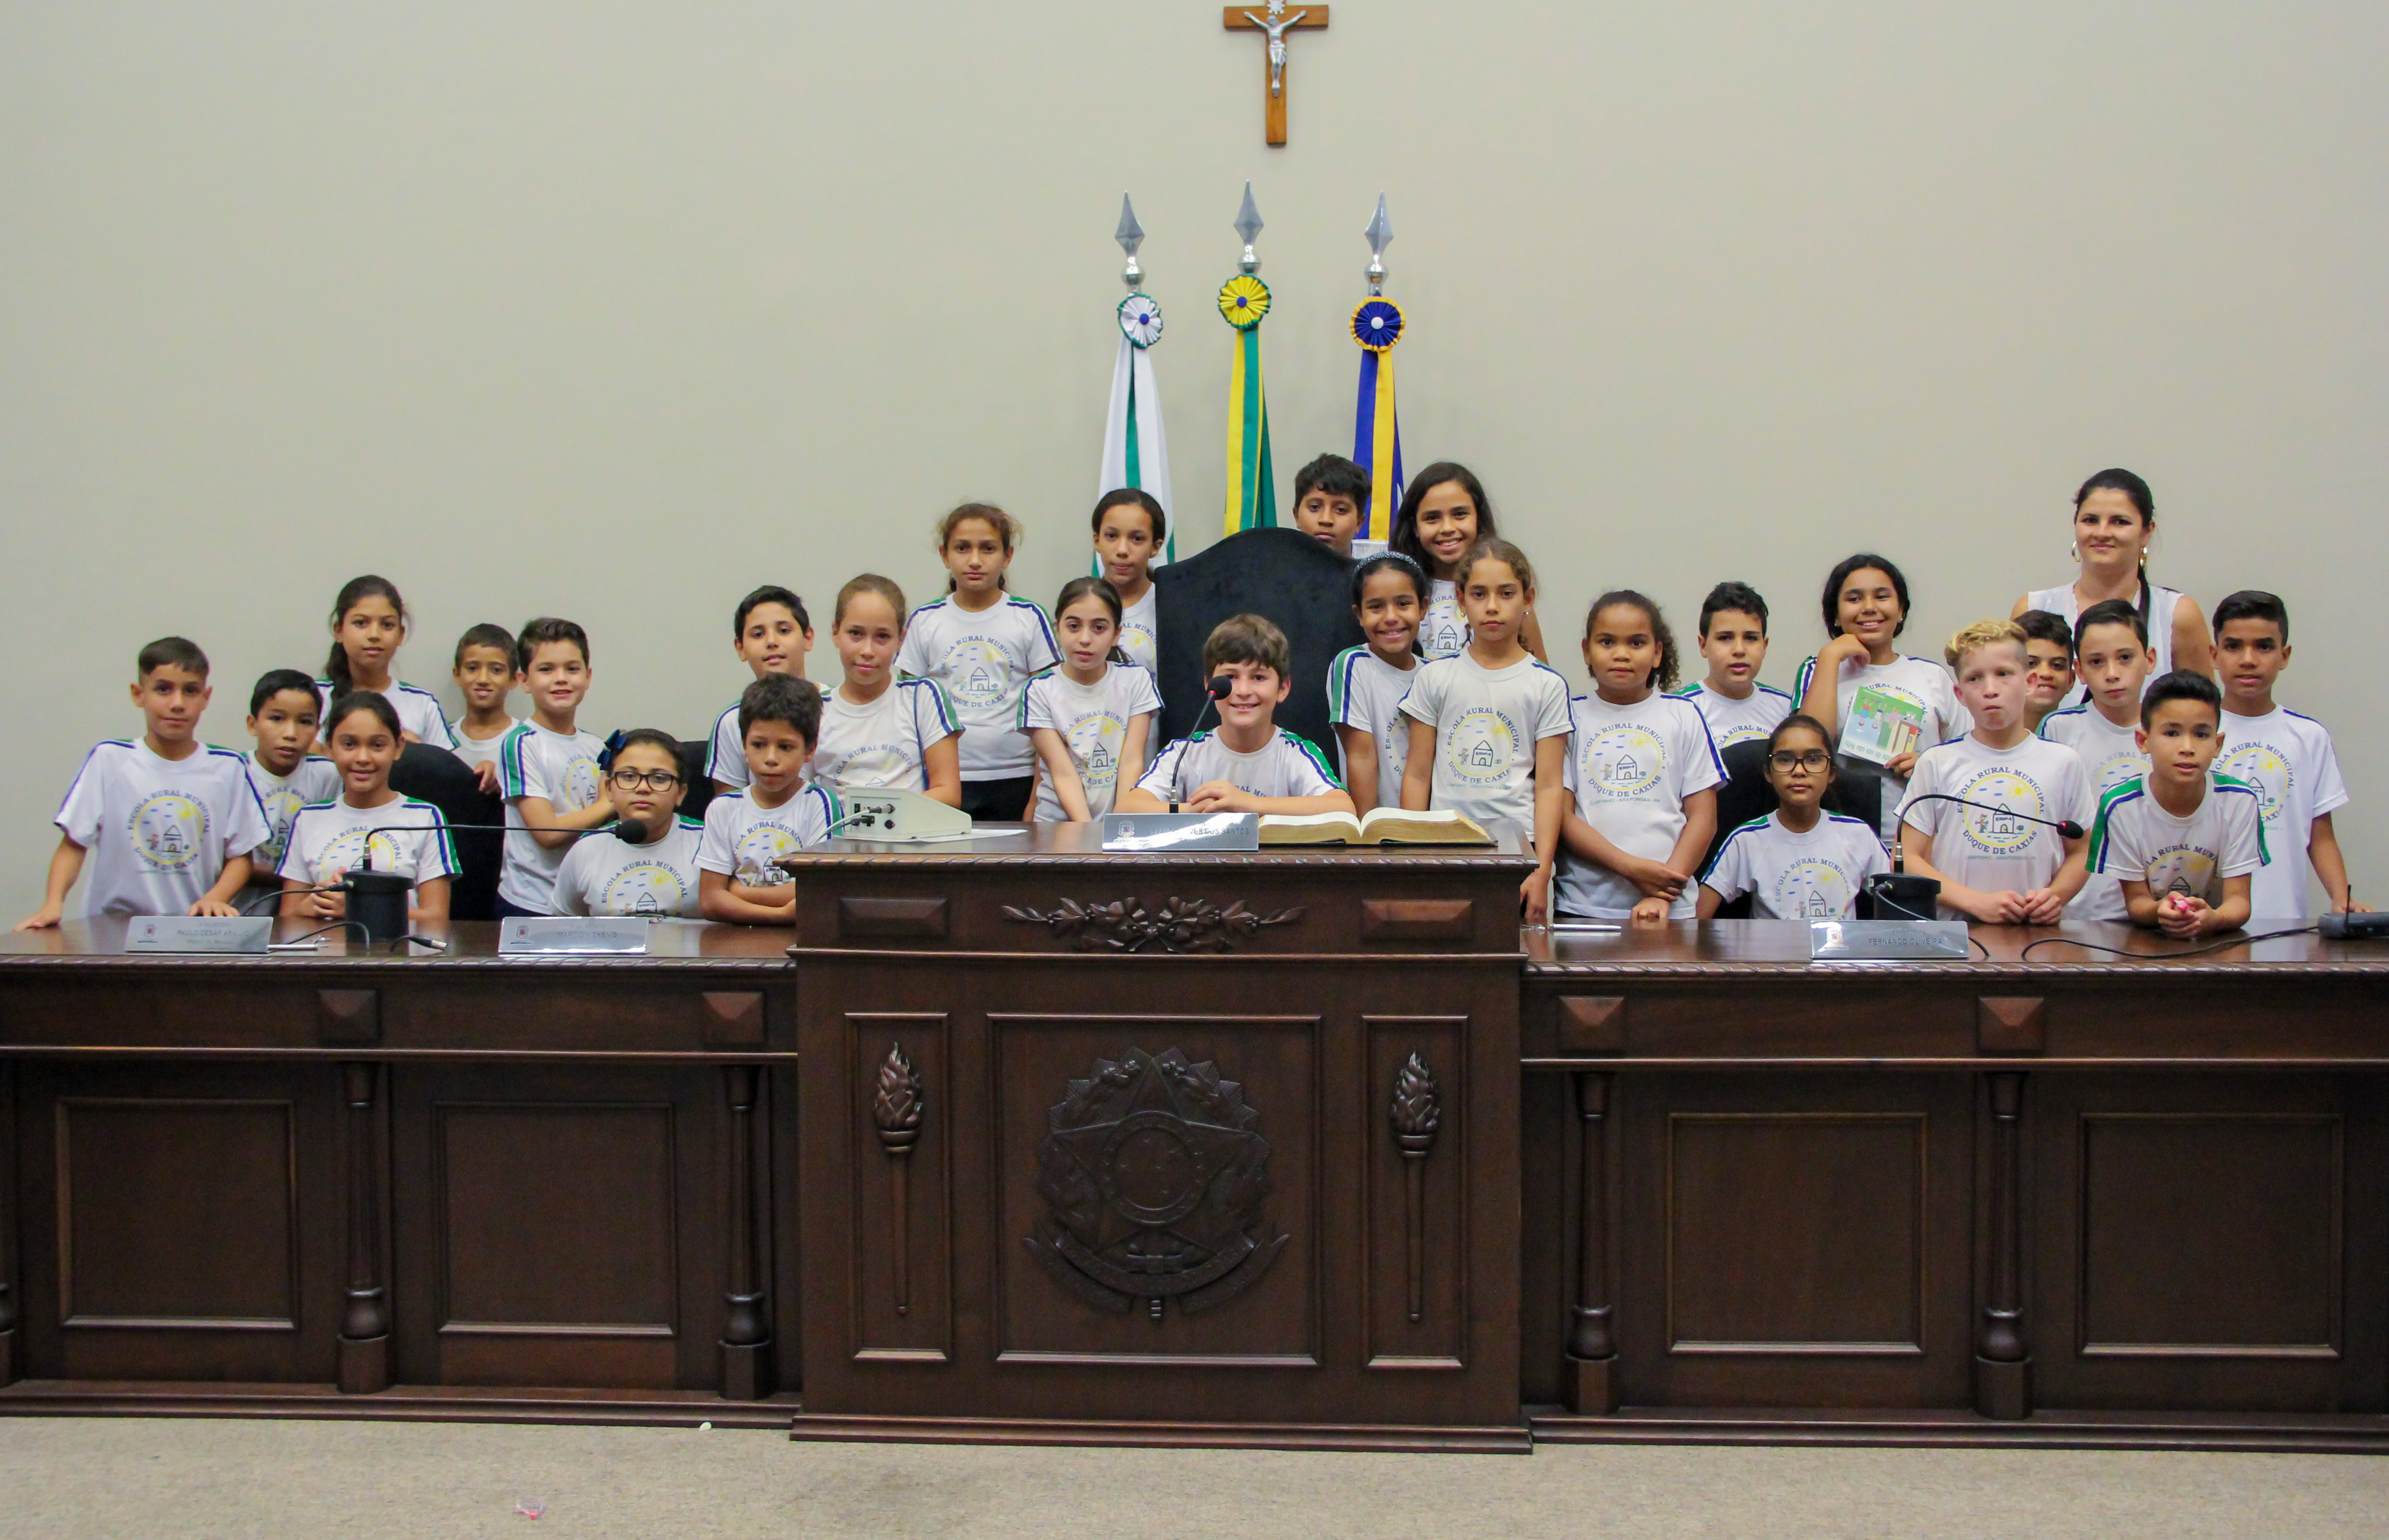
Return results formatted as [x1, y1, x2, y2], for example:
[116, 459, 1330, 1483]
[1185, 673, 1234, 744]
[340, 816, 647, 941]
[1901, 792, 2084, 842]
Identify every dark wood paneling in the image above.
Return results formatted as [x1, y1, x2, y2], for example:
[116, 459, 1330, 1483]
[846, 1014, 950, 1362]
[0, 1060, 16, 1386]
[1362, 1017, 1466, 1368]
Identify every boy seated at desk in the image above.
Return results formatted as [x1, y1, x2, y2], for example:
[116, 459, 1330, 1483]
[2085, 670, 2268, 938]
[697, 675, 844, 926]
[1117, 615, 1354, 817]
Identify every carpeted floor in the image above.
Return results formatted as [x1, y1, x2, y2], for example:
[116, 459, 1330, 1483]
[1, 1418, 2384, 1538]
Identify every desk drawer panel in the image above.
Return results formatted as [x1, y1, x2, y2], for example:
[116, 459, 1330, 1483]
[2, 981, 316, 1048]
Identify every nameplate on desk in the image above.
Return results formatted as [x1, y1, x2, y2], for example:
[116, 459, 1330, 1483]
[124, 916, 272, 953]
[499, 917, 651, 955]
[1100, 813, 1260, 852]
[1809, 920, 1972, 963]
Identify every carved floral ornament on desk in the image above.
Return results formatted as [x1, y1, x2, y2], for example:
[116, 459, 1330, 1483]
[1026, 1046, 1286, 1321]
[1000, 895, 1305, 953]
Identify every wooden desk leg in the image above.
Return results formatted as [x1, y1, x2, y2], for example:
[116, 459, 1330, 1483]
[1567, 1071, 1617, 1414]
[1976, 1070, 2031, 1420]
[720, 1064, 774, 1400]
[0, 1059, 16, 1387]
[337, 1063, 390, 1394]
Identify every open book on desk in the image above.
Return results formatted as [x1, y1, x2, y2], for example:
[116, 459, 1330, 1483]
[1257, 807, 1493, 846]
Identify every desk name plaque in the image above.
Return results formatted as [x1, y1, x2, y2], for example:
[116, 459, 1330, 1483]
[1100, 813, 1260, 853]
[1808, 919, 1971, 963]
[499, 916, 651, 955]
[124, 916, 273, 953]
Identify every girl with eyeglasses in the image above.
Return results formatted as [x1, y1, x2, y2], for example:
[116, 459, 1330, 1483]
[552, 730, 704, 918]
[1697, 714, 1888, 921]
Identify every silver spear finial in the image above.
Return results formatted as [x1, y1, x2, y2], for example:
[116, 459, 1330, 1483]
[1115, 193, 1146, 289]
[1363, 192, 1393, 294]
[1234, 181, 1265, 275]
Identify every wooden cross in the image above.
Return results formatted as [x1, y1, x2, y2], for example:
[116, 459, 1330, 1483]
[1224, 1, 1329, 146]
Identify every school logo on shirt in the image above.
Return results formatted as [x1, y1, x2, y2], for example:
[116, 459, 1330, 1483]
[732, 823, 803, 886]
[2216, 742, 2292, 829]
[257, 790, 305, 868]
[562, 753, 604, 810]
[1444, 709, 1519, 785]
[1776, 859, 1856, 920]
[599, 862, 689, 917]
[2086, 749, 2148, 800]
[1420, 599, 1468, 659]
[821, 739, 910, 787]
[1379, 718, 1411, 782]
[1713, 722, 1772, 749]
[127, 792, 210, 871]
[1579, 725, 1666, 800]
[318, 828, 407, 878]
[1119, 620, 1156, 667]
[2143, 842, 2220, 903]
[1065, 711, 1129, 788]
[1955, 768, 2048, 854]
[939, 636, 1012, 709]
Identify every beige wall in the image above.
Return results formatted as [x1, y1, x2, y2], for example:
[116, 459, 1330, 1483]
[2, 1, 2382, 909]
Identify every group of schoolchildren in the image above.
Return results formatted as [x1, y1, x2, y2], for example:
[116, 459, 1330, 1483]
[20, 460, 2355, 940]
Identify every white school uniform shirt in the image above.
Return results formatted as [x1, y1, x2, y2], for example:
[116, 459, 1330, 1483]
[450, 720, 520, 778]
[2036, 703, 2150, 922]
[1133, 729, 1343, 804]
[1117, 586, 1160, 678]
[1672, 680, 1795, 753]
[812, 678, 962, 792]
[497, 721, 608, 915]
[1021, 662, 1162, 821]
[2086, 774, 2268, 909]
[1326, 646, 1421, 802]
[1794, 651, 1972, 842]
[1702, 811, 1891, 920]
[553, 816, 706, 918]
[1554, 690, 1727, 919]
[54, 739, 272, 918]
[314, 679, 456, 750]
[2216, 706, 2349, 920]
[1418, 579, 1470, 661]
[1399, 651, 1574, 836]
[696, 784, 845, 888]
[275, 795, 458, 900]
[895, 594, 1060, 780]
[1895, 734, 2094, 921]
[704, 699, 752, 790]
[2022, 583, 2187, 690]
[245, 753, 343, 878]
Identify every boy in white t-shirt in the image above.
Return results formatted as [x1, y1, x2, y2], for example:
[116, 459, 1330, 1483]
[698, 676, 845, 926]
[19, 637, 270, 928]
[554, 730, 705, 919]
[2086, 671, 2268, 938]
[2211, 590, 2352, 920]
[705, 586, 816, 793]
[2016, 610, 2078, 734]
[242, 668, 342, 894]
[2036, 599, 2153, 922]
[448, 623, 520, 794]
[1672, 581, 1793, 752]
[496, 618, 612, 918]
[1897, 620, 2094, 924]
[1699, 713, 1890, 919]
[1120, 615, 1354, 815]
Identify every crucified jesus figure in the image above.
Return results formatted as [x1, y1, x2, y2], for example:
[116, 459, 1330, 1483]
[1242, 2, 1309, 97]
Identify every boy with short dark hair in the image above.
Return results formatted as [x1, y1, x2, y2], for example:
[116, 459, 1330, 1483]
[17, 637, 270, 929]
[707, 586, 816, 793]
[1673, 580, 1792, 750]
[1897, 620, 2094, 924]
[698, 674, 844, 925]
[2210, 590, 2351, 919]
[2037, 598, 2153, 921]
[1291, 454, 1369, 559]
[496, 617, 610, 917]
[243, 668, 341, 892]
[2086, 670, 2267, 937]
[2015, 610, 2077, 732]
[449, 623, 519, 793]
[1119, 615, 1355, 815]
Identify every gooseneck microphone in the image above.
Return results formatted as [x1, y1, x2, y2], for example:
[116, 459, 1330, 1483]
[337, 817, 648, 941]
[1164, 676, 1237, 814]
[1901, 792, 2085, 842]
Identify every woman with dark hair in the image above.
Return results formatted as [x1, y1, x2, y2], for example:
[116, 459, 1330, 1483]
[2010, 469, 2211, 685]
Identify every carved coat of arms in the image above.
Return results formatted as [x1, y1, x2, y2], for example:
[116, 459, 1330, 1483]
[1024, 1046, 1286, 1319]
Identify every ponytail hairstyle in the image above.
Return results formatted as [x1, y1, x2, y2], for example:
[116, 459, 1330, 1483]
[1090, 487, 1168, 549]
[936, 502, 1023, 593]
[1053, 575, 1133, 665]
[323, 575, 408, 695]
[1389, 461, 1496, 571]
[1585, 588, 1682, 692]
[832, 573, 908, 631]
[1453, 537, 1535, 595]
[2072, 468, 2158, 636]
[602, 727, 683, 772]
[324, 688, 403, 744]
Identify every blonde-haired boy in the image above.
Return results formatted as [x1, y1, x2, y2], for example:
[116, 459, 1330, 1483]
[1895, 620, 2095, 924]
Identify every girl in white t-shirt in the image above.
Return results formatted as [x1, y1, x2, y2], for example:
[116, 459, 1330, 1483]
[449, 623, 520, 794]
[1399, 539, 1573, 922]
[2010, 467, 2212, 690]
[1794, 553, 1969, 842]
[818, 575, 963, 802]
[278, 691, 456, 926]
[1699, 714, 1890, 920]
[1023, 577, 1161, 821]
[313, 575, 457, 751]
[1092, 488, 1166, 678]
[553, 730, 705, 918]
[894, 503, 1059, 822]
[1387, 462, 1549, 663]
[1328, 553, 1427, 812]
[1555, 591, 1725, 922]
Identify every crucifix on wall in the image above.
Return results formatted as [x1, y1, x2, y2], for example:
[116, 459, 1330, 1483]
[1224, 0, 1329, 146]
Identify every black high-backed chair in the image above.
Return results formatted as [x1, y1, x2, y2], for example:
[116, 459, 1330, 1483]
[390, 742, 502, 921]
[1151, 526, 1364, 762]
[676, 737, 716, 823]
[1699, 741, 1889, 919]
